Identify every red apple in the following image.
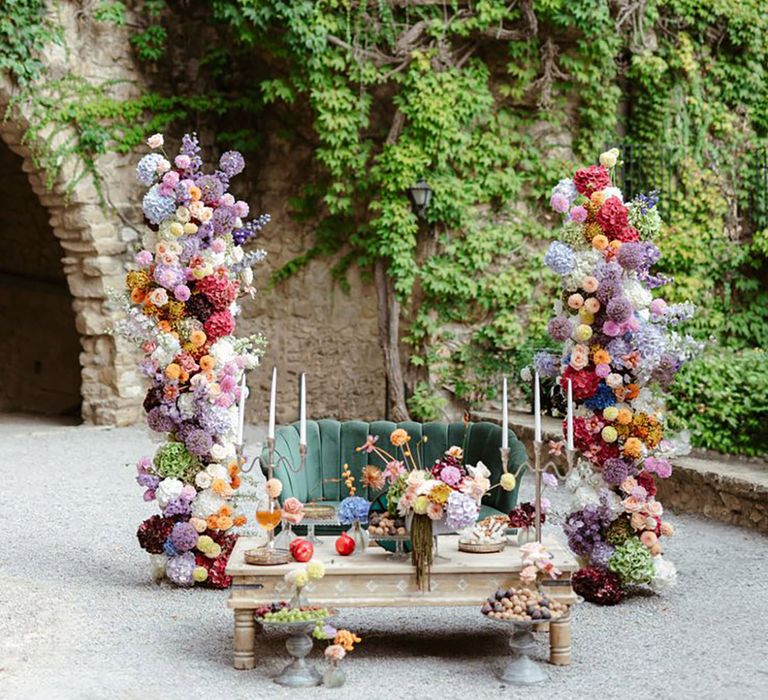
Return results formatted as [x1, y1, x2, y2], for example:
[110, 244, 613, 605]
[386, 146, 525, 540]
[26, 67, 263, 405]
[335, 532, 355, 556]
[289, 538, 314, 562]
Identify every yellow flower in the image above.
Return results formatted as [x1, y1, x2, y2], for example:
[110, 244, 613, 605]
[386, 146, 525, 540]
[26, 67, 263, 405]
[413, 495, 429, 515]
[293, 571, 309, 588]
[500, 473, 517, 492]
[306, 561, 325, 580]
[429, 482, 452, 505]
[599, 148, 620, 168]
[334, 629, 361, 652]
[601, 426, 618, 443]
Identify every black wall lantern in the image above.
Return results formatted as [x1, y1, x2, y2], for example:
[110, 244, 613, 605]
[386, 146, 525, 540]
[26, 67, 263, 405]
[407, 178, 432, 219]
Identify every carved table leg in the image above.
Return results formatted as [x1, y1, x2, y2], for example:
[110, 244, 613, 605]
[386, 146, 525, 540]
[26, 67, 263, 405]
[233, 609, 256, 670]
[549, 613, 572, 666]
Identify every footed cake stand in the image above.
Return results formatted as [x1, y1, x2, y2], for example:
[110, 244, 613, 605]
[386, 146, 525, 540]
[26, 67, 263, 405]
[493, 618, 550, 685]
[260, 612, 336, 688]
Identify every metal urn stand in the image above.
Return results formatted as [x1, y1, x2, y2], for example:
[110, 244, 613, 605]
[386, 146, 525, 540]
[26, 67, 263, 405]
[261, 619, 323, 688]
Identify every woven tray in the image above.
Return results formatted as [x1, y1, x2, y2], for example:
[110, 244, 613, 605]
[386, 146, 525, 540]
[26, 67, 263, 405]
[457, 539, 506, 554]
[302, 504, 337, 520]
[244, 547, 292, 565]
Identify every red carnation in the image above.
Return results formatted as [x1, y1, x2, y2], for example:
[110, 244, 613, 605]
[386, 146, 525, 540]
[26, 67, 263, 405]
[596, 196, 629, 238]
[561, 366, 601, 401]
[573, 165, 610, 196]
[204, 309, 235, 340]
[636, 471, 657, 497]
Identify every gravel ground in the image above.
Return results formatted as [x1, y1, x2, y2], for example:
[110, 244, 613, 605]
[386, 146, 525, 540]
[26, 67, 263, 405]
[2, 418, 767, 700]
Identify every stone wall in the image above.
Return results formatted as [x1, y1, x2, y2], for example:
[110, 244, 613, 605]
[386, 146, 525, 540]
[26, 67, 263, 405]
[0, 0, 385, 426]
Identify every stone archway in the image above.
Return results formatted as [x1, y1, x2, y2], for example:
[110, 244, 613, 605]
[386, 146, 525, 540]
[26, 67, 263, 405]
[0, 85, 143, 425]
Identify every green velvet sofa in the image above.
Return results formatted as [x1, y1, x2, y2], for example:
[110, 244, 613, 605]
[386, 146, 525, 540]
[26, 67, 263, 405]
[261, 420, 527, 531]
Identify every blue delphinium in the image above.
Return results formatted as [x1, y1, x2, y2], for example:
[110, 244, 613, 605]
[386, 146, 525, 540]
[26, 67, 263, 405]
[338, 496, 371, 524]
[583, 382, 616, 411]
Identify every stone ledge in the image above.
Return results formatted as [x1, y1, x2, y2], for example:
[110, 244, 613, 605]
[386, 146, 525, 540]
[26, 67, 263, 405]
[473, 410, 768, 534]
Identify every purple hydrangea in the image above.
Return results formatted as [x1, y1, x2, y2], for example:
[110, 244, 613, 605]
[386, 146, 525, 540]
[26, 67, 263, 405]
[606, 337, 631, 359]
[589, 541, 615, 568]
[170, 521, 199, 552]
[178, 235, 200, 262]
[635, 323, 666, 361]
[533, 351, 560, 378]
[548, 316, 573, 342]
[166, 551, 196, 586]
[163, 496, 192, 518]
[212, 206, 236, 235]
[544, 241, 576, 275]
[143, 185, 177, 225]
[136, 470, 160, 490]
[595, 261, 623, 303]
[606, 297, 633, 323]
[153, 264, 185, 291]
[219, 150, 245, 177]
[198, 404, 232, 436]
[563, 503, 613, 557]
[444, 491, 479, 530]
[184, 428, 213, 457]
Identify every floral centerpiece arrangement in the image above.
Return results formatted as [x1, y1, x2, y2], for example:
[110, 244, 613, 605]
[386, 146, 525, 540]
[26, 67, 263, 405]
[537, 148, 698, 604]
[117, 133, 270, 587]
[358, 430, 518, 589]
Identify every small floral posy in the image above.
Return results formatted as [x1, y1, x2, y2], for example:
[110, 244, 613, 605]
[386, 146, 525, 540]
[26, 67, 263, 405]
[538, 148, 696, 604]
[119, 133, 271, 588]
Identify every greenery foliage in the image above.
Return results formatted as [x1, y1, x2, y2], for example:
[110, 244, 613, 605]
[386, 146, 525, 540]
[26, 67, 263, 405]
[2, 0, 768, 455]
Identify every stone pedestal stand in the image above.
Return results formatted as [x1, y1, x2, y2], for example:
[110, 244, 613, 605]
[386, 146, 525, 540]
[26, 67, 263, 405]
[499, 620, 548, 685]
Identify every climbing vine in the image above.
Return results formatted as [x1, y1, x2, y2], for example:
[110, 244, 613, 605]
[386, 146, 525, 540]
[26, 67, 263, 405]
[2, 0, 767, 452]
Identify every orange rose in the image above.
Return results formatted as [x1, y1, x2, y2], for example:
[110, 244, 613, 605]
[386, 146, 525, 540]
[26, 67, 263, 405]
[199, 354, 215, 371]
[190, 330, 207, 347]
[165, 363, 181, 380]
[622, 437, 643, 459]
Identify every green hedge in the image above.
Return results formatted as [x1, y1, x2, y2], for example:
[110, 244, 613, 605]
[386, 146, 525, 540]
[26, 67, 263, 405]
[667, 349, 768, 458]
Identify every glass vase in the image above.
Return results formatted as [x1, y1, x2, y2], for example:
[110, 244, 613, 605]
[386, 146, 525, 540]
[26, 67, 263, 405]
[347, 521, 369, 556]
[516, 527, 536, 546]
[323, 660, 346, 688]
[274, 522, 297, 549]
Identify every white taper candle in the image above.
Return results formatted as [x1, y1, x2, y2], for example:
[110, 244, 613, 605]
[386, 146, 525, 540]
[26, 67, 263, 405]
[534, 370, 542, 443]
[567, 378, 574, 450]
[299, 373, 307, 446]
[501, 376, 509, 449]
[267, 366, 277, 440]
[237, 373, 247, 445]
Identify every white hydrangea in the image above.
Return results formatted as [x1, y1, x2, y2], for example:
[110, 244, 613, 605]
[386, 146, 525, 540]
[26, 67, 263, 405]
[191, 488, 227, 518]
[210, 337, 236, 366]
[624, 278, 653, 309]
[156, 478, 184, 508]
[601, 186, 623, 202]
[563, 250, 601, 291]
[650, 555, 677, 593]
[177, 393, 195, 421]
[151, 334, 182, 367]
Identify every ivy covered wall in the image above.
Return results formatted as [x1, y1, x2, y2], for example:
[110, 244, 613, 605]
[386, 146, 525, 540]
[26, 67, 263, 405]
[3, 0, 766, 453]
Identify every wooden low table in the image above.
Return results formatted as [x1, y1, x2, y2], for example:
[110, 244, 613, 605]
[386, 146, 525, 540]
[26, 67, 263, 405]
[226, 535, 579, 670]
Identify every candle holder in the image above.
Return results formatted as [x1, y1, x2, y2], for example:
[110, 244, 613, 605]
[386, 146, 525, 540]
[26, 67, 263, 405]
[240, 437, 308, 478]
[523, 441, 578, 543]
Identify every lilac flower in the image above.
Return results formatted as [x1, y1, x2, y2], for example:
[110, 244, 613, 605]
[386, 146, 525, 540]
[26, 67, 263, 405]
[602, 458, 635, 486]
[551, 178, 578, 205]
[544, 241, 576, 275]
[589, 541, 615, 568]
[198, 403, 232, 436]
[563, 502, 613, 557]
[212, 206, 237, 235]
[153, 264, 185, 291]
[616, 242, 645, 270]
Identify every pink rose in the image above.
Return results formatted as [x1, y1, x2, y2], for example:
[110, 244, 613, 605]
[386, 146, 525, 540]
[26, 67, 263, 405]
[650, 298, 667, 316]
[211, 238, 226, 253]
[568, 293, 584, 309]
[174, 284, 191, 301]
[426, 502, 444, 521]
[640, 531, 658, 548]
[283, 497, 305, 525]
[234, 200, 249, 218]
[175, 155, 191, 170]
[520, 565, 538, 584]
[136, 250, 153, 267]
[595, 363, 611, 378]
[584, 297, 600, 313]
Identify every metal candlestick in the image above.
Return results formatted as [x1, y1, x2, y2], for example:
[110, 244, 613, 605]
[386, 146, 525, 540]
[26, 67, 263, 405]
[524, 441, 577, 543]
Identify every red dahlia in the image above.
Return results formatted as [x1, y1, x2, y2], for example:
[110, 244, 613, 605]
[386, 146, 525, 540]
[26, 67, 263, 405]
[573, 165, 610, 196]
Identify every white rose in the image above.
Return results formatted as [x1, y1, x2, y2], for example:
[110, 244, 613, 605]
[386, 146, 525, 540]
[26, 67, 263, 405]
[156, 478, 184, 508]
[195, 471, 213, 489]
[206, 464, 229, 481]
[210, 443, 228, 461]
[147, 133, 164, 149]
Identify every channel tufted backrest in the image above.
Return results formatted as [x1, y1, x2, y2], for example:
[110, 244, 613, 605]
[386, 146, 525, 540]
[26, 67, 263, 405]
[263, 419, 526, 514]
